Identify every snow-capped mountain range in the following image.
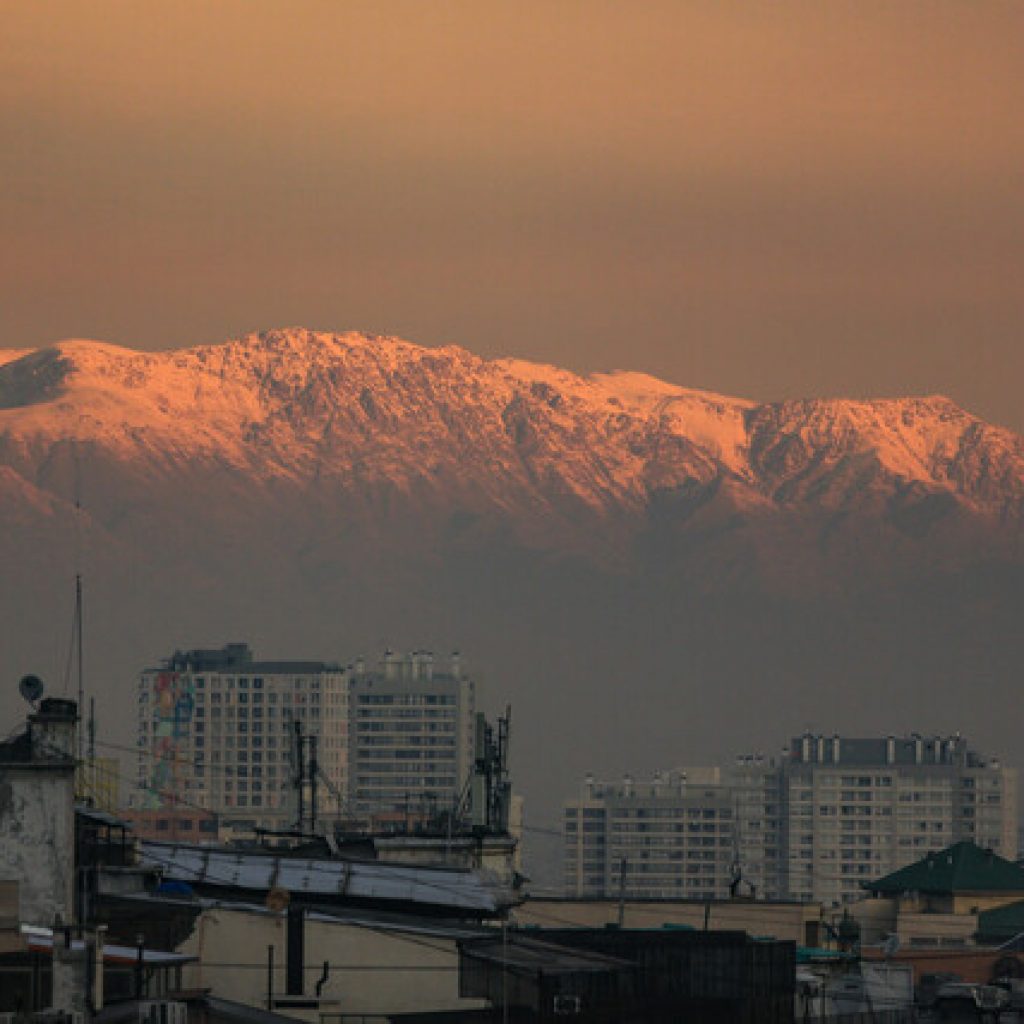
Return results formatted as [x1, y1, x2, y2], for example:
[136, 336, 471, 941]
[2, 328, 1021, 541]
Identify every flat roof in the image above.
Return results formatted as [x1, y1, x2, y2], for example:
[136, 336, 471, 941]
[461, 935, 633, 976]
[20, 925, 195, 966]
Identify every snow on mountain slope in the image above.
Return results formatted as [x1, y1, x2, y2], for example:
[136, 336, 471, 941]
[0, 328, 1021, 534]
[0, 348, 33, 369]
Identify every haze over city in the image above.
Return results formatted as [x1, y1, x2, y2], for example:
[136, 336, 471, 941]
[2, 0, 1023, 902]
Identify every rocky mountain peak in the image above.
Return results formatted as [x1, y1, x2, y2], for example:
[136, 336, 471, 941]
[0, 329, 1020, 530]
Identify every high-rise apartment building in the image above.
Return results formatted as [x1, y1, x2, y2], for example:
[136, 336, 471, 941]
[136, 643, 348, 828]
[779, 733, 1017, 905]
[563, 769, 738, 899]
[136, 644, 477, 831]
[729, 754, 784, 899]
[346, 651, 475, 820]
[564, 734, 1017, 907]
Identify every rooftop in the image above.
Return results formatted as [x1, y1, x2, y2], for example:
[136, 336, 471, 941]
[138, 840, 517, 916]
[865, 842, 1024, 896]
[152, 643, 342, 674]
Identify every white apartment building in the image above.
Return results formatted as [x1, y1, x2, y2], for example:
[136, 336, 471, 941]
[136, 643, 349, 828]
[564, 769, 738, 899]
[137, 645, 477, 832]
[780, 733, 1017, 905]
[564, 735, 1016, 907]
[347, 651, 475, 819]
[728, 755, 784, 900]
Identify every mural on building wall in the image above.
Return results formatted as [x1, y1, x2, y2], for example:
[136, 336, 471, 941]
[144, 670, 194, 808]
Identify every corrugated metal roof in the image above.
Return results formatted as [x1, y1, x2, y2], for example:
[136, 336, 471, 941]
[139, 841, 512, 913]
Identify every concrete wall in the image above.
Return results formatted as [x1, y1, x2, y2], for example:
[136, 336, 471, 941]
[512, 897, 819, 944]
[951, 892, 1024, 914]
[0, 764, 75, 925]
[851, 896, 898, 946]
[862, 947, 1023, 985]
[178, 905, 489, 1020]
[895, 911, 978, 947]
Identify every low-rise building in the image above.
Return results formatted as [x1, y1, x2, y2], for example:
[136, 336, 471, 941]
[119, 806, 219, 843]
[854, 840, 1024, 949]
[513, 896, 824, 946]
[0, 698, 78, 926]
[176, 903, 490, 1021]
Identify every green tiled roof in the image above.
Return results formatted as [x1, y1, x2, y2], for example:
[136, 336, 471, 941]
[865, 842, 1024, 896]
[977, 899, 1024, 943]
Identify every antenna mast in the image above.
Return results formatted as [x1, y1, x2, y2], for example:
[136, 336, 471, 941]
[76, 572, 84, 764]
[72, 442, 85, 765]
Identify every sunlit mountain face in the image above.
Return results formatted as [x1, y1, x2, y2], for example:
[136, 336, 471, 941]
[2, 329, 1022, 876]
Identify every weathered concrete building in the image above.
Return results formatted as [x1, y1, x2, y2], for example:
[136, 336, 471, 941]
[175, 902, 491, 1020]
[0, 698, 78, 926]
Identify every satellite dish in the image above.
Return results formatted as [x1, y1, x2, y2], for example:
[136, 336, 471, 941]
[19, 675, 45, 706]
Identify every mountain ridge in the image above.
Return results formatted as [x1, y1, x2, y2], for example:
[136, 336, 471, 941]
[1, 328, 1021, 530]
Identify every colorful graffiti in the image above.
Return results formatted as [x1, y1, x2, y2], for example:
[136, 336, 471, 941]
[143, 670, 195, 808]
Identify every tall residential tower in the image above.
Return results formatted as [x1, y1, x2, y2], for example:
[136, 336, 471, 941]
[136, 643, 348, 829]
[347, 651, 475, 821]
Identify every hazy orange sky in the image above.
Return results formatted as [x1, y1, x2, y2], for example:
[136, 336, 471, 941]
[2, 2, 1022, 429]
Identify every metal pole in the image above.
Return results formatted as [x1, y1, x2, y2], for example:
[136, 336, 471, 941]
[294, 720, 304, 832]
[618, 857, 627, 927]
[267, 944, 275, 1010]
[309, 734, 318, 834]
[502, 918, 508, 1024]
[135, 933, 145, 999]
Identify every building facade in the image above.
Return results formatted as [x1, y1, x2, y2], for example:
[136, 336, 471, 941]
[136, 643, 349, 828]
[564, 734, 1017, 907]
[779, 733, 1017, 905]
[136, 644, 478, 832]
[75, 755, 121, 813]
[346, 651, 475, 820]
[0, 698, 78, 925]
[563, 769, 739, 899]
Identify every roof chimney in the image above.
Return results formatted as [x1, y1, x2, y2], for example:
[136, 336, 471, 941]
[29, 699, 77, 761]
